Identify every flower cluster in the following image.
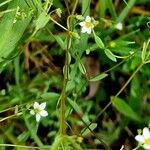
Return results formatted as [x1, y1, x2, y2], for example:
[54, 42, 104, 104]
[30, 102, 48, 122]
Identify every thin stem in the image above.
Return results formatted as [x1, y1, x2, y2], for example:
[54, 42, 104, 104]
[24, 115, 44, 147]
[97, 62, 144, 118]
[115, 62, 144, 97]
[83, 62, 144, 141]
[80, 117, 111, 150]
[0, 112, 22, 122]
[0, 0, 12, 7]
[133, 144, 142, 150]
[49, 16, 68, 31]
[0, 144, 49, 149]
[59, 0, 78, 136]
[64, 0, 70, 14]
[0, 106, 16, 114]
[0, 9, 16, 17]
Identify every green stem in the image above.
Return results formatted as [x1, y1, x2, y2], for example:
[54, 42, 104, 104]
[133, 144, 143, 150]
[115, 62, 144, 97]
[59, 0, 78, 136]
[83, 62, 144, 145]
[24, 115, 44, 147]
[97, 62, 144, 118]
[0, 144, 49, 149]
[80, 118, 111, 150]
[49, 16, 68, 31]
[0, 112, 22, 122]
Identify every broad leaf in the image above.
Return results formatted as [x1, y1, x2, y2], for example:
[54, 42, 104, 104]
[0, 0, 32, 71]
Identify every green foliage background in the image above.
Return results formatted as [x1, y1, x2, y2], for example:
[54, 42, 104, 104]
[0, 0, 150, 149]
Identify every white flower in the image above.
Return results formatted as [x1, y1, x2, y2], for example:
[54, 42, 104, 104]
[120, 145, 124, 150]
[30, 102, 48, 122]
[135, 127, 150, 149]
[115, 22, 123, 30]
[79, 16, 94, 34]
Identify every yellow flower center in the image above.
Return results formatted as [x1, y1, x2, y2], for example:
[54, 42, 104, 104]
[144, 138, 150, 145]
[35, 108, 40, 114]
[85, 22, 92, 28]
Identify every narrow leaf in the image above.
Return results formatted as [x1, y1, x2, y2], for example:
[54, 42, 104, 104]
[112, 96, 140, 121]
[81, 123, 97, 136]
[141, 42, 147, 61]
[104, 49, 117, 62]
[35, 11, 50, 30]
[117, 0, 136, 22]
[93, 31, 105, 49]
[67, 98, 82, 114]
[89, 73, 108, 81]
[41, 92, 60, 101]
[78, 61, 86, 74]
[54, 35, 65, 49]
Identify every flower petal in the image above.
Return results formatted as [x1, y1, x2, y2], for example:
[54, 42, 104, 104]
[135, 135, 144, 143]
[40, 110, 48, 117]
[34, 102, 39, 109]
[79, 22, 85, 26]
[36, 114, 41, 122]
[115, 22, 123, 30]
[85, 16, 91, 22]
[143, 127, 150, 139]
[30, 110, 35, 115]
[86, 28, 92, 34]
[143, 144, 150, 149]
[39, 102, 46, 110]
[81, 27, 87, 33]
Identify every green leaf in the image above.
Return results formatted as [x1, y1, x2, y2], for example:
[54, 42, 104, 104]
[93, 31, 105, 49]
[112, 96, 140, 121]
[104, 49, 117, 62]
[41, 92, 60, 101]
[67, 98, 82, 114]
[81, 123, 97, 136]
[35, 11, 50, 30]
[0, 0, 12, 7]
[142, 42, 147, 61]
[117, 0, 136, 22]
[99, 0, 107, 18]
[89, 73, 108, 81]
[106, 0, 117, 20]
[78, 61, 86, 74]
[54, 35, 65, 49]
[0, 0, 32, 71]
[141, 39, 150, 61]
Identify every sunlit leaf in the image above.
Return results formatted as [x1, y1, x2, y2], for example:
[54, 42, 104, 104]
[89, 73, 108, 81]
[81, 123, 97, 136]
[78, 61, 86, 75]
[93, 31, 105, 49]
[104, 49, 117, 62]
[35, 11, 50, 30]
